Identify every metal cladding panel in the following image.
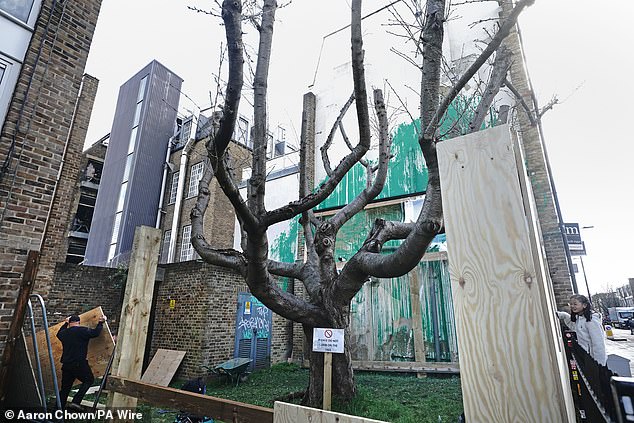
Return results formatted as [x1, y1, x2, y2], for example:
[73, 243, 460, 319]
[85, 61, 182, 265]
[120, 62, 182, 252]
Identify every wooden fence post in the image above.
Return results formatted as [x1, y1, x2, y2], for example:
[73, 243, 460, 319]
[107, 226, 161, 418]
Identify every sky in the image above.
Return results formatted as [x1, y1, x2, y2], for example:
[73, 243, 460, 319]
[83, 0, 634, 295]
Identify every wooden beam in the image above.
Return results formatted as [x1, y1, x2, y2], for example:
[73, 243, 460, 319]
[437, 125, 575, 422]
[408, 270, 426, 367]
[323, 352, 332, 411]
[419, 251, 447, 262]
[274, 401, 387, 423]
[106, 376, 273, 423]
[351, 360, 459, 374]
[0, 250, 39, 402]
[108, 226, 161, 413]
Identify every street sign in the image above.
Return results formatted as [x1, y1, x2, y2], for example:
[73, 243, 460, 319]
[312, 328, 344, 353]
[564, 223, 586, 256]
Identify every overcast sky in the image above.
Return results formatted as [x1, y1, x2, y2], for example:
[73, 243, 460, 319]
[84, 0, 634, 295]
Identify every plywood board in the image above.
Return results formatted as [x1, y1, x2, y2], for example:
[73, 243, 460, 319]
[274, 402, 387, 423]
[437, 125, 574, 422]
[140, 349, 185, 386]
[32, 306, 114, 394]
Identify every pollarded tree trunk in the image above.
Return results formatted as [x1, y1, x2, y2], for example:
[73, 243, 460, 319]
[191, 0, 534, 409]
[302, 322, 356, 406]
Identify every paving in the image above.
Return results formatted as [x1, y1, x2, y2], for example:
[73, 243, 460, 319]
[605, 328, 634, 376]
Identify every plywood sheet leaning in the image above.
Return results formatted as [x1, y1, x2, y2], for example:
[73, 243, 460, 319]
[32, 306, 115, 394]
[436, 124, 575, 422]
[274, 401, 388, 423]
[140, 349, 186, 386]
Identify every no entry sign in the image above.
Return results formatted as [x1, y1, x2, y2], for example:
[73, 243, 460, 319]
[312, 328, 344, 353]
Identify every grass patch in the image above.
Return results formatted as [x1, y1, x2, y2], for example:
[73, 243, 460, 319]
[61, 363, 463, 422]
[169, 363, 462, 423]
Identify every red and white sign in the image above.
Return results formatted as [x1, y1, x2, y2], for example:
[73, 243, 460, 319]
[312, 328, 344, 353]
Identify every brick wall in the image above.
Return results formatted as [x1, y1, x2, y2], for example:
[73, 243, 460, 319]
[47, 260, 294, 381]
[502, 3, 574, 309]
[48, 263, 123, 331]
[37, 75, 99, 294]
[0, 0, 102, 354]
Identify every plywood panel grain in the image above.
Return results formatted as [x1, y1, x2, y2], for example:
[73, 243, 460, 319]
[437, 125, 574, 422]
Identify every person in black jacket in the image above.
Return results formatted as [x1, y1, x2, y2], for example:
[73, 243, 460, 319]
[56, 313, 107, 410]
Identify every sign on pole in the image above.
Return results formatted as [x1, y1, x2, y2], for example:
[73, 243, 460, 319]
[312, 328, 345, 353]
[564, 223, 586, 256]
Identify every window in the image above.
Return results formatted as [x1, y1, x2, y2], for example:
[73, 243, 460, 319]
[107, 244, 117, 262]
[137, 75, 148, 103]
[117, 182, 128, 212]
[180, 225, 193, 262]
[111, 212, 122, 244]
[187, 162, 204, 198]
[0, 0, 36, 23]
[180, 118, 193, 143]
[161, 230, 171, 263]
[122, 154, 133, 182]
[234, 116, 250, 147]
[0, 55, 19, 125]
[128, 126, 138, 154]
[169, 171, 179, 204]
[133, 101, 143, 126]
[274, 126, 286, 157]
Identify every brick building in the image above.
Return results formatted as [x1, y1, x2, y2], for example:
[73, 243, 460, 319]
[65, 135, 107, 264]
[0, 0, 102, 372]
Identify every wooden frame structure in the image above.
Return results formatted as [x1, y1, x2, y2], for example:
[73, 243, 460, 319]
[437, 125, 575, 421]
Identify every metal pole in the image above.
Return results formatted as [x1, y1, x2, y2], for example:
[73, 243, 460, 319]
[579, 256, 592, 303]
[31, 294, 62, 411]
[27, 300, 46, 410]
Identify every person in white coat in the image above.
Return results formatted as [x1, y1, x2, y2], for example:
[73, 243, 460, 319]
[557, 294, 607, 365]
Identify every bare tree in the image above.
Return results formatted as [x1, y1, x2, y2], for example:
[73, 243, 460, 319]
[191, 0, 533, 406]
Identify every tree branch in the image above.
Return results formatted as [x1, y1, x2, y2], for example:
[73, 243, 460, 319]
[330, 89, 392, 231]
[262, 0, 371, 227]
[423, 0, 535, 141]
[191, 164, 247, 273]
[504, 77, 537, 126]
[209, 0, 244, 156]
[246, 0, 277, 220]
[468, 45, 512, 132]
[320, 93, 355, 177]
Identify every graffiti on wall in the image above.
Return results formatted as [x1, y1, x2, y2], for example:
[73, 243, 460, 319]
[238, 300, 271, 339]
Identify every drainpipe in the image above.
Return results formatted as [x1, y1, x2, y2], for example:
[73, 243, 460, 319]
[167, 136, 195, 263]
[155, 136, 176, 228]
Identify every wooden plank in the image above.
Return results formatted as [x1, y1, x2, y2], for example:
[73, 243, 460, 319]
[108, 226, 161, 413]
[419, 251, 448, 262]
[408, 270, 426, 364]
[33, 306, 115, 394]
[351, 360, 459, 374]
[140, 349, 186, 386]
[274, 402, 387, 423]
[107, 376, 273, 423]
[437, 125, 574, 422]
[0, 250, 39, 401]
[510, 129, 576, 416]
[323, 352, 332, 411]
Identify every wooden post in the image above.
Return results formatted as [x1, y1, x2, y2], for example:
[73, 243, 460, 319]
[437, 125, 575, 422]
[107, 226, 161, 418]
[323, 352, 332, 411]
[0, 250, 39, 402]
[409, 269, 426, 378]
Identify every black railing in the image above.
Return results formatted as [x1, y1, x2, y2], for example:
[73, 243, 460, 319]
[563, 330, 618, 422]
